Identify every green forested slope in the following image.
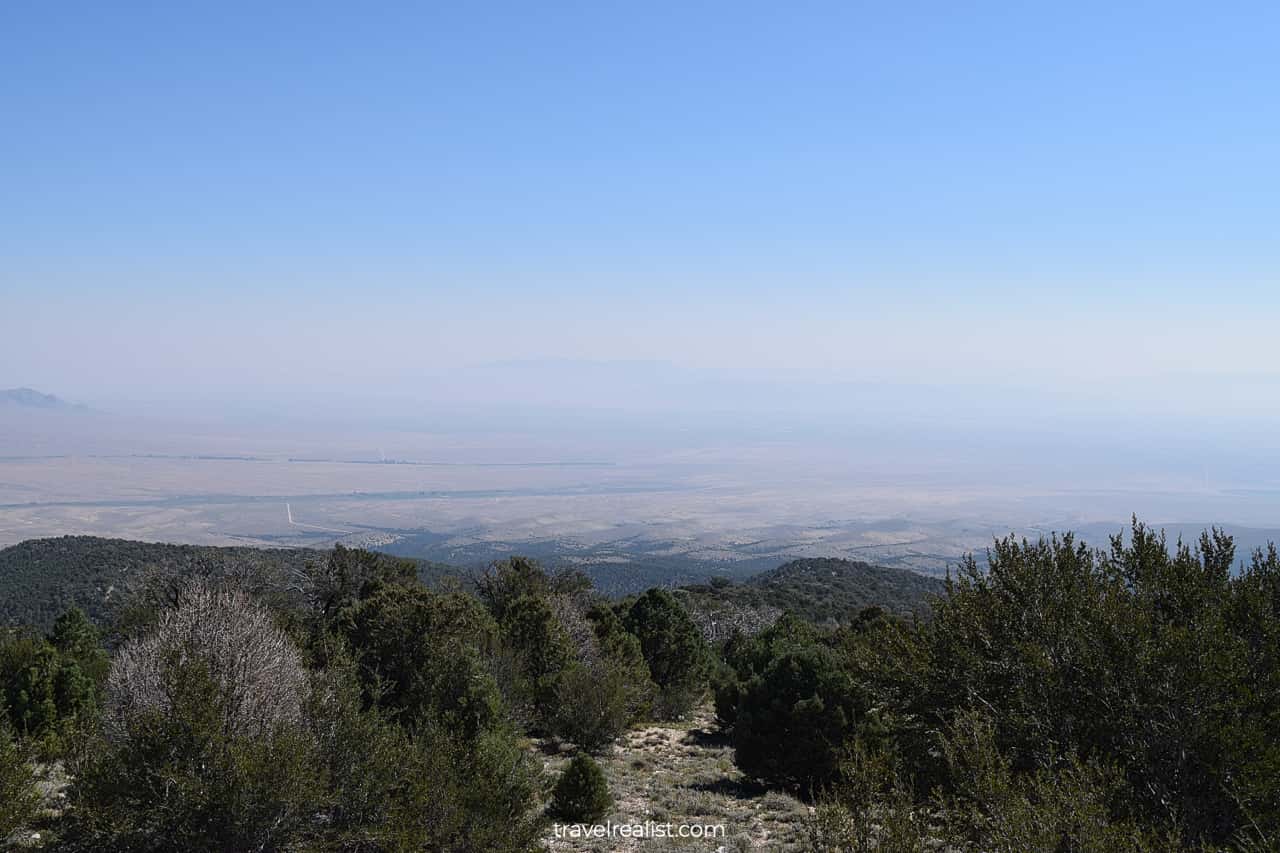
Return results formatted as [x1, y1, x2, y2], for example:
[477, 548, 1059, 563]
[0, 536, 457, 630]
[680, 556, 943, 626]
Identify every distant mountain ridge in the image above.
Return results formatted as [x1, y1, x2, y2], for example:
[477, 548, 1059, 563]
[0, 387, 86, 410]
[0, 536, 459, 631]
[0, 537, 944, 634]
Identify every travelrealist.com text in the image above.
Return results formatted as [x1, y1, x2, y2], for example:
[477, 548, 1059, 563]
[552, 820, 727, 840]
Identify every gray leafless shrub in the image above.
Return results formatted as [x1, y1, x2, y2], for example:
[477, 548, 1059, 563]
[106, 581, 308, 741]
[547, 592, 600, 665]
[687, 600, 783, 643]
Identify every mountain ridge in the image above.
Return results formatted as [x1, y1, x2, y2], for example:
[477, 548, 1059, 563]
[0, 387, 87, 411]
[0, 535, 457, 631]
[0, 536, 941, 633]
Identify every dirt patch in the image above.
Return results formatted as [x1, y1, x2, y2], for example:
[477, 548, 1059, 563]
[540, 705, 811, 852]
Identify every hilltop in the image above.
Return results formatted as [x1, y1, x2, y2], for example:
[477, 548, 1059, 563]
[749, 556, 944, 619]
[676, 556, 943, 640]
[0, 387, 86, 411]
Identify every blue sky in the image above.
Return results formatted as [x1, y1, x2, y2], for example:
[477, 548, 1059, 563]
[2, 2, 1278, 401]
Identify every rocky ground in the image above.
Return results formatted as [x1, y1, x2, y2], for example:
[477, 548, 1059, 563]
[540, 706, 813, 852]
[5, 761, 70, 849]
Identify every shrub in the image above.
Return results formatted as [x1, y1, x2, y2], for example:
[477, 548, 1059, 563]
[478, 556, 552, 623]
[623, 589, 710, 719]
[547, 593, 598, 661]
[921, 522, 1280, 843]
[2, 639, 94, 741]
[715, 613, 823, 729]
[711, 663, 743, 729]
[544, 605, 654, 750]
[811, 720, 1185, 853]
[296, 543, 418, 625]
[67, 587, 318, 851]
[105, 584, 307, 741]
[48, 608, 110, 687]
[587, 602, 654, 696]
[930, 710, 1184, 852]
[550, 660, 636, 752]
[500, 594, 576, 723]
[428, 720, 547, 852]
[305, 661, 424, 849]
[549, 753, 613, 823]
[69, 653, 323, 852]
[307, 660, 546, 853]
[336, 583, 503, 737]
[0, 609, 106, 750]
[732, 641, 869, 791]
[0, 721, 40, 840]
[809, 742, 927, 853]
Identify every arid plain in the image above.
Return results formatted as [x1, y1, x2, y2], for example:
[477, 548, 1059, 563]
[5, 405, 1278, 579]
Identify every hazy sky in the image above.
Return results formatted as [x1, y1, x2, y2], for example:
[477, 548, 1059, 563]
[3, 2, 1278, 404]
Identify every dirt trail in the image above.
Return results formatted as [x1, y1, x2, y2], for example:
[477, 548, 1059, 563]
[542, 705, 811, 852]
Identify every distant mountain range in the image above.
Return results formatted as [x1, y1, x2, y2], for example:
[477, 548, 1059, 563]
[0, 387, 87, 411]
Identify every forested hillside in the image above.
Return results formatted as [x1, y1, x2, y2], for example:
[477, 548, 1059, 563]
[0, 537, 939, 633]
[675, 556, 942, 642]
[0, 537, 457, 631]
[699, 557, 941, 619]
[751, 558, 943, 614]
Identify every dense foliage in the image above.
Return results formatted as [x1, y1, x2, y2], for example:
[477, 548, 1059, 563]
[914, 524, 1280, 844]
[384, 532, 788, 596]
[623, 588, 712, 718]
[0, 537, 458, 632]
[1, 608, 107, 752]
[682, 557, 943, 630]
[722, 614, 878, 791]
[0, 545, 697, 848]
[49, 550, 548, 852]
[715, 521, 1280, 850]
[472, 557, 659, 748]
[3, 521, 1279, 850]
[550, 603, 653, 750]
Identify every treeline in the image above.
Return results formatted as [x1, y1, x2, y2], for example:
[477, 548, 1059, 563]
[3, 521, 1280, 850]
[0, 536, 458, 631]
[0, 536, 941, 634]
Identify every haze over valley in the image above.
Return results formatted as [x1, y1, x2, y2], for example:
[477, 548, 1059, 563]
[5, 363, 1278, 584]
